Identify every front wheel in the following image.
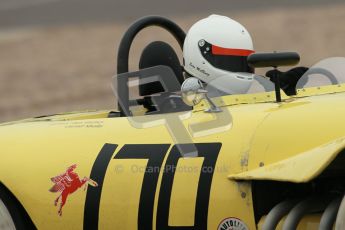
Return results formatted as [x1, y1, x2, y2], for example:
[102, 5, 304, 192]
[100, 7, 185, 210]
[0, 198, 16, 230]
[0, 185, 36, 230]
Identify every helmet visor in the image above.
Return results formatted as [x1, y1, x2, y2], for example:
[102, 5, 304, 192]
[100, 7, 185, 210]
[199, 40, 254, 73]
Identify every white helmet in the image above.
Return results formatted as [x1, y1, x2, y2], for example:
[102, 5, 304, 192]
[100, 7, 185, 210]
[183, 15, 255, 94]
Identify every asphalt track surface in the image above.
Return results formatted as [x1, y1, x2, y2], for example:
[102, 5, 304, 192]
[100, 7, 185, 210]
[0, 0, 343, 29]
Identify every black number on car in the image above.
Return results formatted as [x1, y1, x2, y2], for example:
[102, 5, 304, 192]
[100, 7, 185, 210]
[84, 143, 222, 230]
[157, 143, 221, 230]
[114, 144, 171, 230]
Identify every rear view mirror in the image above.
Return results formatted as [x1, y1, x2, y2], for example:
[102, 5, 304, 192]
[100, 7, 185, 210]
[247, 52, 300, 68]
[247, 52, 300, 102]
[181, 77, 221, 113]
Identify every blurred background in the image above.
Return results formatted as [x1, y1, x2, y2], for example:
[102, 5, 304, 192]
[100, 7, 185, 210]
[0, 0, 345, 122]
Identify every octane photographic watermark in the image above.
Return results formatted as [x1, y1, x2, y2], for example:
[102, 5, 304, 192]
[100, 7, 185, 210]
[112, 66, 233, 157]
[113, 163, 230, 174]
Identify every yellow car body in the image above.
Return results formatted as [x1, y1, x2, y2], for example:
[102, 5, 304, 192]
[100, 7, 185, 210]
[1, 83, 345, 229]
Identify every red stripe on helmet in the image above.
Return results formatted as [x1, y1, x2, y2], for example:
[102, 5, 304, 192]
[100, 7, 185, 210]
[211, 45, 255, 56]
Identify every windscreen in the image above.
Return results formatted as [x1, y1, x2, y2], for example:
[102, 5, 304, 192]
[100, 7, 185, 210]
[296, 57, 345, 89]
[205, 72, 275, 97]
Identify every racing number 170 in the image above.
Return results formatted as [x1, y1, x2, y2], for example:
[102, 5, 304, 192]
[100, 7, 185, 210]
[84, 143, 222, 230]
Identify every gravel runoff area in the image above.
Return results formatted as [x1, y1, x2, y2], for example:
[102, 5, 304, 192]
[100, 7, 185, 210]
[0, 3, 345, 122]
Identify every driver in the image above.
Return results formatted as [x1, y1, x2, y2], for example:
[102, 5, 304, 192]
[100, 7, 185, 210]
[183, 14, 307, 96]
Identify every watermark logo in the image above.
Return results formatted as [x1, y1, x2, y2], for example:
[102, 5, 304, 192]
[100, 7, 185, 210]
[113, 66, 233, 157]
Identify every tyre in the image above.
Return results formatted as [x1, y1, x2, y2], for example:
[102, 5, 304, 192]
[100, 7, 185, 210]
[0, 198, 16, 230]
[0, 185, 36, 230]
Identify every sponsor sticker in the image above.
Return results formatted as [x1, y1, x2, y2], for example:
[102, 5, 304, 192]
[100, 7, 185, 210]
[49, 164, 98, 216]
[218, 217, 249, 230]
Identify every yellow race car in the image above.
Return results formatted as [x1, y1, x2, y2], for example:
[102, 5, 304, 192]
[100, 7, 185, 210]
[1, 16, 345, 230]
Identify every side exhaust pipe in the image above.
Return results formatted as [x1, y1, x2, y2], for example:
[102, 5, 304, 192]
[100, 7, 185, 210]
[282, 197, 329, 230]
[319, 196, 342, 230]
[335, 194, 345, 230]
[262, 200, 298, 230]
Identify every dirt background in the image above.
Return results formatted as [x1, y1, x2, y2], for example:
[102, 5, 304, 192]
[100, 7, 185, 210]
[1, 3, 345, 122]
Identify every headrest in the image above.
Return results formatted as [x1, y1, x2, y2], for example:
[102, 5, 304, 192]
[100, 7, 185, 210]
[139, 41, 184, 96]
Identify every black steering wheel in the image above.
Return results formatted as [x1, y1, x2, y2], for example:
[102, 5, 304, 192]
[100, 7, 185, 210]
[116, 16, 186, 116]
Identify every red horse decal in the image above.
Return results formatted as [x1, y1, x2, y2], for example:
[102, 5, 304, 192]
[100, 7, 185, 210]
[49, 164, 98, 216]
